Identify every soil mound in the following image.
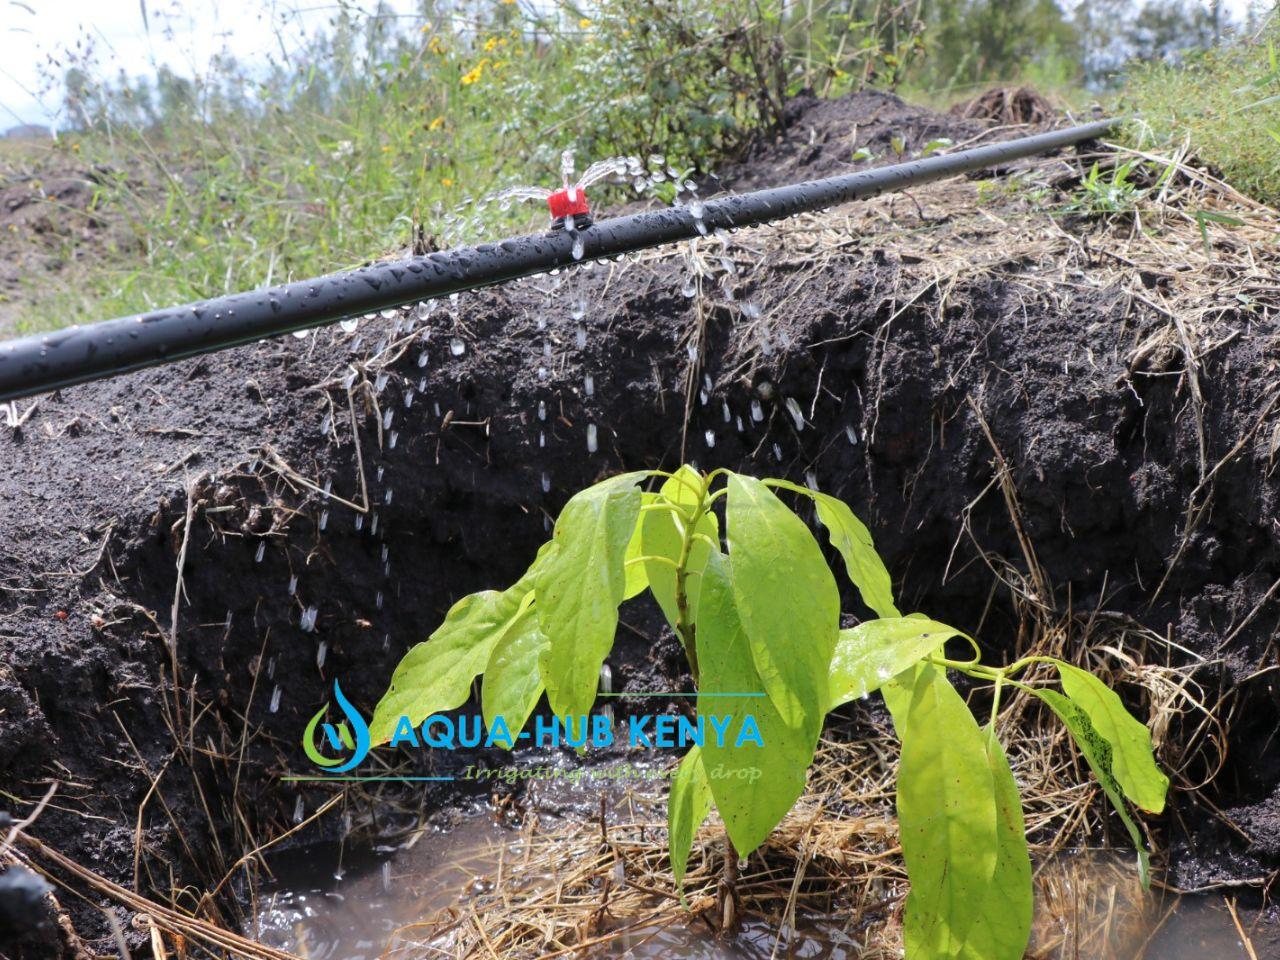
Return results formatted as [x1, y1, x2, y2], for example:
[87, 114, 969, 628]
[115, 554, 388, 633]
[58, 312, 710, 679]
[952, 85, 1058, 126]
[3, 89, 1279, 954]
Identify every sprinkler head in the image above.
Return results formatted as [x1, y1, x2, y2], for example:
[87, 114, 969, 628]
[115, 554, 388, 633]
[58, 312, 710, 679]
[547, 186, 591, 230]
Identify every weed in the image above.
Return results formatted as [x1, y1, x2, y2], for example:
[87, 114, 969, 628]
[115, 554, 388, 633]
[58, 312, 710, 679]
[1064, 158, 1147, 216]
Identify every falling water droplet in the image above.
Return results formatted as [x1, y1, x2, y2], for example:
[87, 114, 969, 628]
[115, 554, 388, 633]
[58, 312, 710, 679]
[571, 236, 585, 260]
[301, 606, 318, 632]
[389, 431, 399, 449]
[319, 413, 332, 436]
[376, 591, 384, 610]
[267, 656, 276, 680]
[541, 472, 551, 493]
[845, 425, 858, 445]
[805, 471, 818, 491]
[319, 510, 329, 531]
[384, 488, 393, 505]
[785, 397, 805, 431]
[586, 424, 598, 453]
[288, 575, 298, 595]
[381, 860, 392, 892]
[418, 351, 429, 368]
[722, 402, 731, 423]
[772, 442, 783, 461]
[705, 429, 716, 448]
[450, 337, 465, 356]
[375, 371, 390, 392]
[255, 541, 266, 563]
[382, 409, 394, 429]
[538, 431, 546, 448]
[355, 514, 364, 531]
[269, 685, 282, 713]
[404, 391, 414, 409]
[339, 318, 359, 334]
[537, 401, 547, 421]
[576, 324, 587, 349]
[316, 641, 328, 669]
[292, 795, 304, 823]
[681, 278, 697, 298]
[750, 399, 764, 422]
[584, 374, 594, 397]
[736, 415, 744, 432]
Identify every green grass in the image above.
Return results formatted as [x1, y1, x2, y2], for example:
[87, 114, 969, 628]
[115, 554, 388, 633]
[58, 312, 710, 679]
[1122, 21, 1280, 206]
[3, 1, 919, 336]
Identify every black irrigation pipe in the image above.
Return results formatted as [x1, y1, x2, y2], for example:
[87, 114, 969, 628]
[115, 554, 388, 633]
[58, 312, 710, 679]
[0, 118, 1117, 404]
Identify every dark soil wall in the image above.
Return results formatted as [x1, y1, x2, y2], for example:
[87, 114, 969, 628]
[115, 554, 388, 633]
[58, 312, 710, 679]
[2, 90, 1278, 955]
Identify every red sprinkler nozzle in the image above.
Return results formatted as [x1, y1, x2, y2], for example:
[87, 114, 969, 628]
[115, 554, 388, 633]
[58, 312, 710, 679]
[547, 186, 590, 221]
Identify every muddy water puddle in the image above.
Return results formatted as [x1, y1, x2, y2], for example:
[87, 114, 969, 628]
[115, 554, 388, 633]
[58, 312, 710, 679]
[251, 822, 1262, 959]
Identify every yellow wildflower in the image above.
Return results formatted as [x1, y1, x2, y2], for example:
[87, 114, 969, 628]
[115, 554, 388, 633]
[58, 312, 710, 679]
[442, 177, 455, 187]
[484, 36, 499, 52]
[428, 116, 445, 131]
[461, 64, 483, 85]
[579, 17, 591, 28]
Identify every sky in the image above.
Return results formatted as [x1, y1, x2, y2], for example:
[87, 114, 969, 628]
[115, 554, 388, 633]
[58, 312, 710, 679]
[0, 0, 420, 129]
[0, 0, 1263, 130]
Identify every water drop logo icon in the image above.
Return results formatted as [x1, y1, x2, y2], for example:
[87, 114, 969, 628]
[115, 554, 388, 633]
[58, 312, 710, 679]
[301, 680, 371, 773]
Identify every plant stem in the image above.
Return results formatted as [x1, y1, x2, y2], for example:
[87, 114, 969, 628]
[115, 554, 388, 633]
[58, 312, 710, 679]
[719, 828, 738, 932]
[672, 472, 715, 684]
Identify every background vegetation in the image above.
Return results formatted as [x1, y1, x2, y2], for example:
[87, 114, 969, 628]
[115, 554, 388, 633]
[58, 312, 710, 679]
[0, 0, 1275, 335]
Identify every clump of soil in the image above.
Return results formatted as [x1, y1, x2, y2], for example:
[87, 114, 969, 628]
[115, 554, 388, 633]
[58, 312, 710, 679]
[2, 89, 1279, 955]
